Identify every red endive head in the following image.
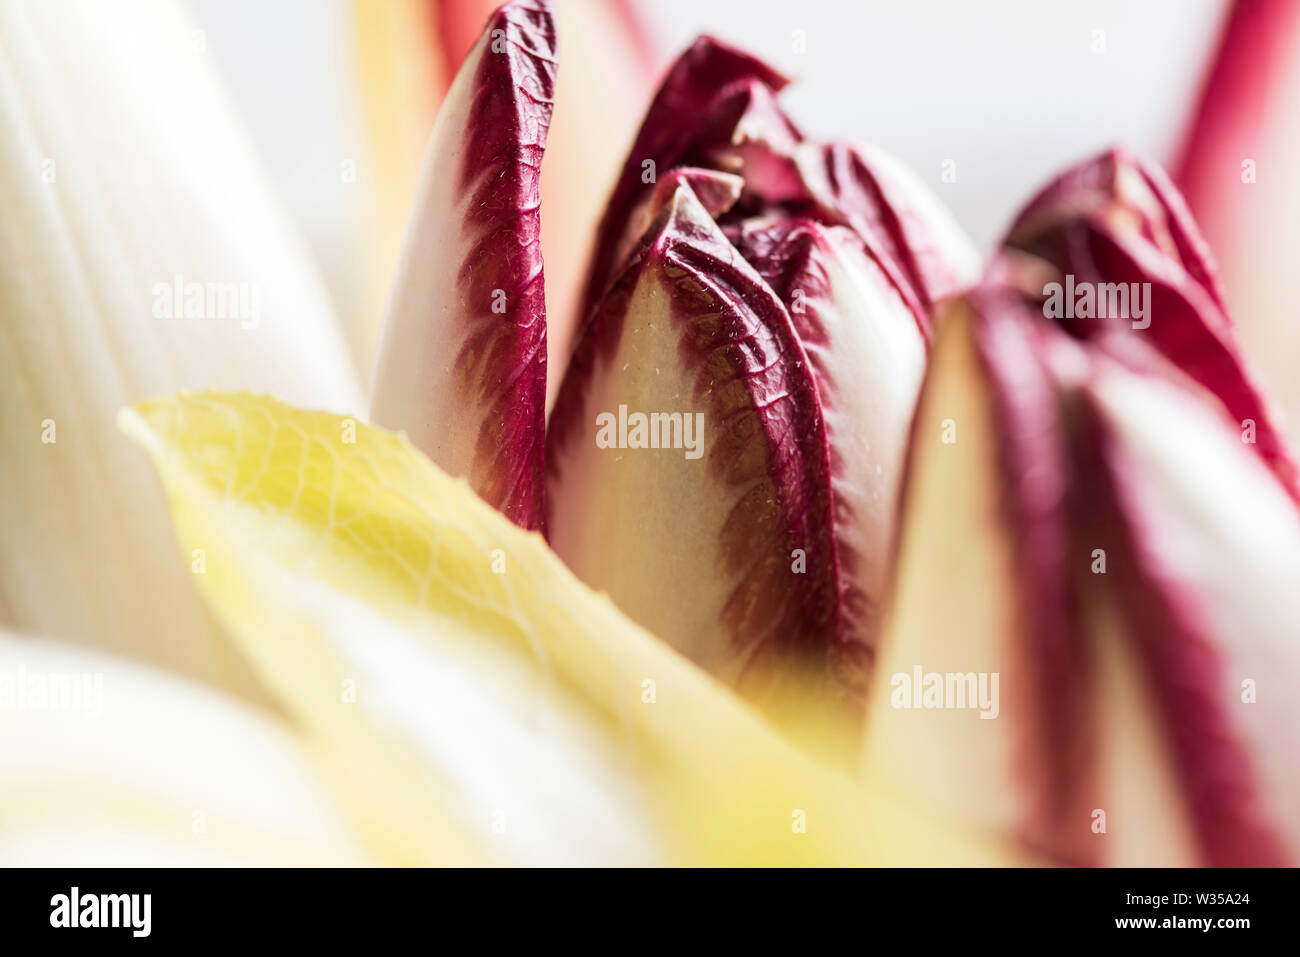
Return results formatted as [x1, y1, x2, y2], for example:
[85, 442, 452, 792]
[865, 150, 1300, 866]
[547, 34, 980, 741]
[1002, 146, 1299, 499]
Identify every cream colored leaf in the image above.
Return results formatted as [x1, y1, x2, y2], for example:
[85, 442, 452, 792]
[0, 0, 362, 702]
[0, 628, 368, 866]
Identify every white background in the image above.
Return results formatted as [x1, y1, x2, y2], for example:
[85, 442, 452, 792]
[187, 0, 1230, 320]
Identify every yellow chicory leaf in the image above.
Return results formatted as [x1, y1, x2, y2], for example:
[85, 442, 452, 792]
[120, 391, 1020, 866]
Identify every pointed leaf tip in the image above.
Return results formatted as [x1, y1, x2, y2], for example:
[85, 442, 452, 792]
[370, 0, 558, 531]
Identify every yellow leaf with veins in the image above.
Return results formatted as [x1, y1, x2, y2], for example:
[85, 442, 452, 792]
[120, 391, 1020, 866]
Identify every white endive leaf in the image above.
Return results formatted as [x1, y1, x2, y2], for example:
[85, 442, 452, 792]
[0, 628, 368, 866]
[861, 306, 1028, 838]
[1087, 366, 1300, 865]
[0, 0, 362, 700]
